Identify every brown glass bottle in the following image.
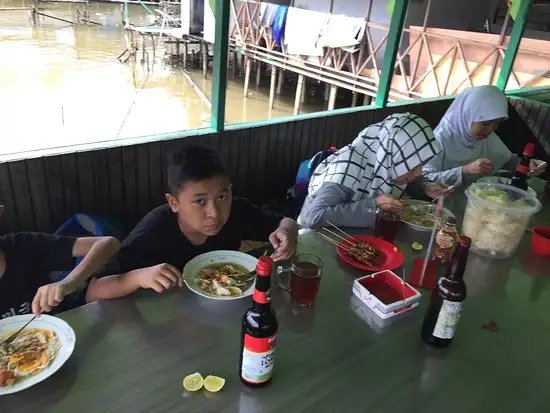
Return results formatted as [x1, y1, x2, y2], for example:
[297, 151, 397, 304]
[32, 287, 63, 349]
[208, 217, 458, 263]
[421, 236, 471, 348]
[239, 256, 278, 388]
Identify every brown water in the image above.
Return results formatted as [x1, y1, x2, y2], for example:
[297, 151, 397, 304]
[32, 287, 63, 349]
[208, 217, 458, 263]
[0, 0, 321, 156]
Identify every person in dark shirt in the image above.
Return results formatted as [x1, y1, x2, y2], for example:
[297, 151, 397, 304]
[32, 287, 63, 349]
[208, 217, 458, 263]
[0, 231, 119, 318]
[86, 144, 298, 301]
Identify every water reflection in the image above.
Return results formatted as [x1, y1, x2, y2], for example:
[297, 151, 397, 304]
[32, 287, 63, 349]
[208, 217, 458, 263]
[0, 0, 319, 155]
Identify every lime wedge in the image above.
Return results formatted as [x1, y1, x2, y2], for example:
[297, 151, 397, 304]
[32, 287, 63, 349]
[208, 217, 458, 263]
[203, 375, 226, 392]
[183, 372, 204, 392]
[412, 242, 423, 251]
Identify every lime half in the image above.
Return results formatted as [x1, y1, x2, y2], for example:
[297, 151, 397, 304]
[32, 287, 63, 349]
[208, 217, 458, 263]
[183, 372, 204, 392]
[412, 242, 424, 251]
[204, 375, 226, 392]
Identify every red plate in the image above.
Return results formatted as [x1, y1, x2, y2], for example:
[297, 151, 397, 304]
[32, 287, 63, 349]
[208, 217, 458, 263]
[336, 235, 404, 272]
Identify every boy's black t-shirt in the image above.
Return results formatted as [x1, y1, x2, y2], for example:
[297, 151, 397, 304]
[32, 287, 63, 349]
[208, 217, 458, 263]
[0, 233, 77, 319]
[115, 198, 282, 273]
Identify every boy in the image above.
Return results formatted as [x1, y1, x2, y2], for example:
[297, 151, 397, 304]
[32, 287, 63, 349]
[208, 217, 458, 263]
[0, 224, 119, 318]
[86, 144, 298, 301]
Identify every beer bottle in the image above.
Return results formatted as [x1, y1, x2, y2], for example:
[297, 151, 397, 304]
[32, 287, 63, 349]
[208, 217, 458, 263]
[421, 236, 471, 348]
[239, 256, 278, 387]
[510, 143, 534, 191]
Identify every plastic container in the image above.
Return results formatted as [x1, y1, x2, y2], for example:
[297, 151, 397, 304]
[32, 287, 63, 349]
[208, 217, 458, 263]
[463, 183, 542, 259]
[477, 176, 537, 199]
[532, 227, 550, 257]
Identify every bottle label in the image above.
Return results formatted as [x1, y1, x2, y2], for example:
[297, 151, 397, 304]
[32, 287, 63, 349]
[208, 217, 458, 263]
[252, 289, 271, 304]
[241, 334, 276, 384]
[432, 300, 463, 339]
[435, 231, 455, 249]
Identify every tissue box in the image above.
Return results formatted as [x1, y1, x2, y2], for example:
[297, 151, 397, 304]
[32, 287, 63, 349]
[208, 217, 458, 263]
[352, 270, 422, 320]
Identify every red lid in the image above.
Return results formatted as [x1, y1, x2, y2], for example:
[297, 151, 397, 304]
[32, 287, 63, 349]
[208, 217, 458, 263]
[256, 256, 273, 277]
[524, 143, 535, 156]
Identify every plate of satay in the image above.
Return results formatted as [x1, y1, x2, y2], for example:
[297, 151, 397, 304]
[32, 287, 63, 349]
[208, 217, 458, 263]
[317, 225, 404, 272]
[0, 314, 75, 395]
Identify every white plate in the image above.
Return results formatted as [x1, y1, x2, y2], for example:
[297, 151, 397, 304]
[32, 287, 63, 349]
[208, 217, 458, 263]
[183, 250, 258, 300]
[0, 314, 75, 395]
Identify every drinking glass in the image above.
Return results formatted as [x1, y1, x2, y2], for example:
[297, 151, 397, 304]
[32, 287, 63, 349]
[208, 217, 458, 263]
[276, 254, 323, 307]
[375, 203, 401, 242]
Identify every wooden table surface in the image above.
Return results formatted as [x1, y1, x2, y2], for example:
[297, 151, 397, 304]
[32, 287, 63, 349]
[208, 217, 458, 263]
[2, 201, 550, 413]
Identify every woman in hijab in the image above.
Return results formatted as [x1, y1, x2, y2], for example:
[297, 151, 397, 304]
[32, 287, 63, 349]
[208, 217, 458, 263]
[298, 113, 444, 229]
[423, 85, 546, 187]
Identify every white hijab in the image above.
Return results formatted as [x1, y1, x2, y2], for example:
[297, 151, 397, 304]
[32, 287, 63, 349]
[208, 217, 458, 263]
[431, 85, 511, 170]
[309, 113, 441, 200]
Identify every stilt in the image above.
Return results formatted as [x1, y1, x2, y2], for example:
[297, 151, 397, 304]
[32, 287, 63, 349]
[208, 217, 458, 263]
[300, 78, 306, 104]
[294, 74, 305, 115]
[243, 57, 251, 98]
[256, 61, 262, 87]
[324, 84, 330, 101]
[268, 67, 277, 109]
[183, 42, 188, 69]
[276, 69, 284, 94]
[328, 85, 338, 110]
[363, 94, 372, 106]
[202, 41, 208, 78]
[231, 51, 237, 79]
[351, 92, 358, 107]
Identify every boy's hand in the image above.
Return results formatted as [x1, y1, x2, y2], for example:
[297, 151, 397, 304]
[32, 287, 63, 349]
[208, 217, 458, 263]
[137, 263, 183, 293]
[269, 228, 296, 261]
[32, 280, 78, 315]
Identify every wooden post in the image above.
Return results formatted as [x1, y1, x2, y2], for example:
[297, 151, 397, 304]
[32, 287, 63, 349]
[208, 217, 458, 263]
[328, 85, 338, 110]
[363, 95, 372, 106]
[324, 84, 330, 101]
[294, 74, 305, 115]
[210, 0, 230, 131]
[276, 69, 284, 94]
[300, 78, 306, 104]
[268, 67, 277, 109]
[231, 51, 237, 79]
[183, 42, 188, 69]
[202, 41, 208, 78]
[496, 0, 533, 90]
[351, 92, 358, 107]
[375, 0, 409, 107]
[256, 61, 262, 87]
[243, 57, 251, 97]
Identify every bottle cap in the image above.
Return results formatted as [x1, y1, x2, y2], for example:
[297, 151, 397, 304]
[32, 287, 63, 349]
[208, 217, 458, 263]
[524, 143, 535, 157]
[256, 256, 273, 277]
[457, 236, 471, 247]
[446, 217, 457, 226]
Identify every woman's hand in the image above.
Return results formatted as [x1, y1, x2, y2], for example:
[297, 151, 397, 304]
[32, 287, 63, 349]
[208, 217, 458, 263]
[375, 194, 403, 210]
[463, 158, 493, 176]
[528, 159, 547, 177]
[424, 183, 451, 199]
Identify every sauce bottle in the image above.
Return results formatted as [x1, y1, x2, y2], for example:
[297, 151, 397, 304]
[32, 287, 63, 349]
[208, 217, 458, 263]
[510, 143, 534, 191]
[431, 217, 458, 265]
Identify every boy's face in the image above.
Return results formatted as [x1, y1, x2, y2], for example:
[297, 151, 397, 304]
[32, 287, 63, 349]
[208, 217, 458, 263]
[166, 175, 232, 237]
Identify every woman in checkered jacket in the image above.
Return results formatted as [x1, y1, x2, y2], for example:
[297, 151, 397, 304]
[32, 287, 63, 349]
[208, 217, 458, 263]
[298, 113, 446, 228]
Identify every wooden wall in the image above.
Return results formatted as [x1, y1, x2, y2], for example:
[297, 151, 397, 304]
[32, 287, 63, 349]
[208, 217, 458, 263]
[5, 96, 542, 235]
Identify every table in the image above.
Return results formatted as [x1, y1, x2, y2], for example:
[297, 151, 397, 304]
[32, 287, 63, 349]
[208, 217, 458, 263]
[2, 204, 550, 413]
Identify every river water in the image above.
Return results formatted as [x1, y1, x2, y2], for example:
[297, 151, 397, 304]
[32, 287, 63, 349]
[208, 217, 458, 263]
[0, 0, 321, 156]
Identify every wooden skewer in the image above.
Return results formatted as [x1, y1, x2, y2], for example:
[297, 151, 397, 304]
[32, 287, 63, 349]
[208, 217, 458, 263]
[326, 221, 359, 242]
[319, 227, 357, 246]
[317, 232, 351, 251]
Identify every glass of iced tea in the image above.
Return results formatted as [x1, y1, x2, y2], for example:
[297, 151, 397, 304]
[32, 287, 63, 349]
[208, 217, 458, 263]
[276, 254, 323, 307]
[375, 203, 402, 242]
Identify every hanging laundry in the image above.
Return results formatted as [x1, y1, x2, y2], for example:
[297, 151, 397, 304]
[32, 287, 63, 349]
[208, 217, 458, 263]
[283, 7, 329, 57]
[260, 3, 280, 27]
[318, 14, 366, 53]
[272, 6, 288, 48]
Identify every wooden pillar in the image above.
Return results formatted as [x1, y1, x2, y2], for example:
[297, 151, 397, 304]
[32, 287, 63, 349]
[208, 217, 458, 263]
[202, 41, 208, 78]
[268, 67, 277, 109]
[231, 51, 237, 79]
[351, 92, 358, 107]
[363, 94, 372, 106]
[294, 74, 305, 115]
[324, 84, 330, 101]
[300, 77, 307, 104]
[256, 61, 262, 87]
[183, 42, 188, 69]
[243, 57, 251, 98]
[328, 85, 338, 110]
[276, 69, 284, 94]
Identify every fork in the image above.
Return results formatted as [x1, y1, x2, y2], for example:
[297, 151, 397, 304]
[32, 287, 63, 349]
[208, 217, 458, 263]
[0, 316, 36, 348]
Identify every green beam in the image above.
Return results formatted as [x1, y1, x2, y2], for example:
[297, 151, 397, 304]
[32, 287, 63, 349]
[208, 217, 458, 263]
[210, 0, 231, 132]
[375, 0, 409, 107]
[496, 0, 533, 90]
